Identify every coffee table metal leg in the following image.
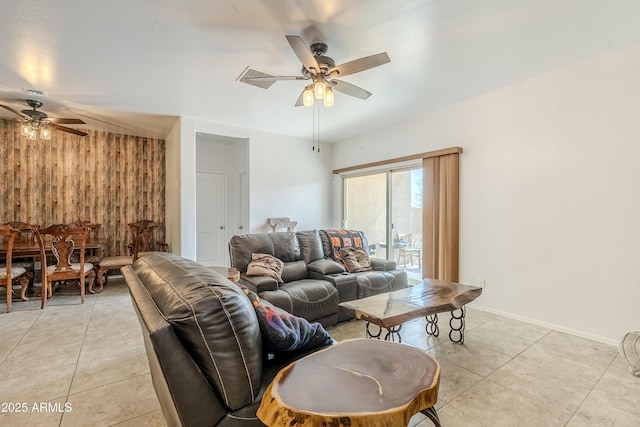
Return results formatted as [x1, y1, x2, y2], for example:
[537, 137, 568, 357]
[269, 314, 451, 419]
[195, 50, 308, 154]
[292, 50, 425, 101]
[449, 306, 466, 344]
[426, 314, 439, 337]
[420, 406, 441, 427]
[366, 322, 382, 339]
[366, 322, 403, 342]
[384, 325, 402, 342]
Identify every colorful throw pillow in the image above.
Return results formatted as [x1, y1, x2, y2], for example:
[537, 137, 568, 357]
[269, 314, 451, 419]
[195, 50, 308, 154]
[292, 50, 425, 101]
[323, 229, 366, 267]
[247, 253, 284, 284]
[235, 284, 334, 353]
[339, 247, 373, 272]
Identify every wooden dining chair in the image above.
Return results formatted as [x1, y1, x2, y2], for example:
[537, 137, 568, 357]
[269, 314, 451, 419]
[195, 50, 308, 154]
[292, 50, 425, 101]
[397, 233, 421, 268]
[0, 222, 46, 313]
[129, 219, 168, 261]
[71, 220, 102, 264]
[95, 219, 168, 292]
[40, 223, 95, 304]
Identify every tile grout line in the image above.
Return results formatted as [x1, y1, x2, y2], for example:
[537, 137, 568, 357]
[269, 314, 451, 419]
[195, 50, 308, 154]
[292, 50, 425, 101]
[562, 351, 620, 426]
[59, 288, 98, 427]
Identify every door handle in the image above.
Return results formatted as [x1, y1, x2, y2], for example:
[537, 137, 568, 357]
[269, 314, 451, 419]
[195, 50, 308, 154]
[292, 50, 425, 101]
[219, 226, 225, 230]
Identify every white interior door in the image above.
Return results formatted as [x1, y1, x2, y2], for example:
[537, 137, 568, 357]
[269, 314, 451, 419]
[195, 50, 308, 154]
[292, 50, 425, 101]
[196, 172, 227, 266]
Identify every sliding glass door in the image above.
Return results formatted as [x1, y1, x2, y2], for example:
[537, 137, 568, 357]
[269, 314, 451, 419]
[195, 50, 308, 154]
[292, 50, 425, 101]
[343, 166, 423, 283]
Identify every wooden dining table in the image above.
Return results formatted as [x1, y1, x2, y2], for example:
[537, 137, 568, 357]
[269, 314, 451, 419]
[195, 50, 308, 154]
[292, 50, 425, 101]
[0, 236, 105, 257]
[0, 236, 106, 294]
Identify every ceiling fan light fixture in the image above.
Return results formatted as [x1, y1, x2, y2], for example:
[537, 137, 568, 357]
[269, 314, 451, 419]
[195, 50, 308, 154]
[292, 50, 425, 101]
[303, 85, 314, 107]
[21, 123, 32, 137]
[323, 87, 334, 107]
[25, 127, 37, 140]
[314, 80, 325, 100]
[40, 126, 52, 140]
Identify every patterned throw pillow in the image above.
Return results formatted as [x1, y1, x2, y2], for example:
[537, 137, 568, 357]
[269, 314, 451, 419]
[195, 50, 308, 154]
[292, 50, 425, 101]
[339, 247, 373, 272]
[235, 284, 334, 353]
[323, 229, 366, 267]
[246, 253, 284, 283]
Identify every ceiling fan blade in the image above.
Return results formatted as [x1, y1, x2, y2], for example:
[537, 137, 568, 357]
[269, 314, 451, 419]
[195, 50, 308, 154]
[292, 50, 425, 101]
[328, 52, 390, 77]
[330, 80, 372, 100]
[294, 90, 304, 107]
[49, 117, 86, 125]
[245, 75, 306, 82]
[52, 123, 88, 136]
[0, 103, 28, 118]
[286, 35, 320, 74]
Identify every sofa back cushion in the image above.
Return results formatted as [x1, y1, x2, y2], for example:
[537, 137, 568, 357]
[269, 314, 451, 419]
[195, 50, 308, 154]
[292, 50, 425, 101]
[131, 252, 263, 411]
[296, 230, 324, 263]
[281, 260, 308, 282]
[230, 232, 300, 272]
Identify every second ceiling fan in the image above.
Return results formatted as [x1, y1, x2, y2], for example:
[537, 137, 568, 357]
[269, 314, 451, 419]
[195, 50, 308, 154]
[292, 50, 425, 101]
[0, 99, 88, 138]
[238, 35, 390, 107]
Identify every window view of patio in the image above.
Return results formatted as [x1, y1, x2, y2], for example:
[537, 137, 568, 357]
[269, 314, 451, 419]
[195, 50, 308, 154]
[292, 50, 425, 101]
[343, 167, 423, 284]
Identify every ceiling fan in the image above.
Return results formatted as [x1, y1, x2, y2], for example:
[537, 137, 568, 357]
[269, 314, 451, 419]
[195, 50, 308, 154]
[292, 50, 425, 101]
[0, 99, 88, 138]
[238, 35, 390, 107]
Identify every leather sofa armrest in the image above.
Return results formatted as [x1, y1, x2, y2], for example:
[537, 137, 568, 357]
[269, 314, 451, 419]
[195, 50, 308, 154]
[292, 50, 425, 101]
[371, 258, 397, 271]
[239, 273, 278, 293]
[308, 259, 345, 275]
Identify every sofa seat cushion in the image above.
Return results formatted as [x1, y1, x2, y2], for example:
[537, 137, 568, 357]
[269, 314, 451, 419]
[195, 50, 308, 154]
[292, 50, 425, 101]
[259, 280, 339, 324]
[353, 269, 408, 298]
[131, 252, 263, 411]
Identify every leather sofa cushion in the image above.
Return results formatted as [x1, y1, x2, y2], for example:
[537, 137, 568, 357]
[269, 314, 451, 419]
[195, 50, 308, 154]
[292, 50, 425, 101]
[307, 259, 345, 275]
[296, 230, 324, 263]
[230, 232, 300, 272]
[281, 260, 308, 282]
[260, 280, 339, 323]
[240, 273, 278, 292]
[131, 252, 263, 411]
[354, 269, 408, 298]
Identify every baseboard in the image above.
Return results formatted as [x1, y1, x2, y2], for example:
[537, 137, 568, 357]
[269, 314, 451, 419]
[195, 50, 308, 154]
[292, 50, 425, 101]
[468, 303, 619, 347]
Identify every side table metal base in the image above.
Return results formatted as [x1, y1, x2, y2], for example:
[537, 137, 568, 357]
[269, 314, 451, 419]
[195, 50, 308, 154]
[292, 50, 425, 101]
[420, 406, 442, 427]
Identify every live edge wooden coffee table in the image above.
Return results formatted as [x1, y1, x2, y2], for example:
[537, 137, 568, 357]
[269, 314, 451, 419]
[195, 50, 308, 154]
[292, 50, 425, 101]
[257, 338, 441, 427]
[339, 278, 483, 344]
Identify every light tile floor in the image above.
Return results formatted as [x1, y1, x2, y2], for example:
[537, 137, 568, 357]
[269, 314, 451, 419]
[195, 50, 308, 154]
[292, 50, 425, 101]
[1, 278, 639, 427]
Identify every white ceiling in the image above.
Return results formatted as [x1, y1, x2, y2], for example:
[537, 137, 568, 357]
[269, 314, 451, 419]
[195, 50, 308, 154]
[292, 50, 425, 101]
[1, 0, 640, 142]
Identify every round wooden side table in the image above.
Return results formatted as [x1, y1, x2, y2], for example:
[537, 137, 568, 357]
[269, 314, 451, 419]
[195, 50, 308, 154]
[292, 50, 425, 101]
[257, 338, 441, 427]
[209, 266, 240, 283]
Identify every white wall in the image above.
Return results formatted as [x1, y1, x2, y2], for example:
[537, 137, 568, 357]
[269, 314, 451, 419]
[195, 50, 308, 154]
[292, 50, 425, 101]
[333, 44, 640, 345]
[172, 116, 334, 260]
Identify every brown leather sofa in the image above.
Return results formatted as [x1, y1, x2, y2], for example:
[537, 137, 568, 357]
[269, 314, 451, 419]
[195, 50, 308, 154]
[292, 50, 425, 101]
[229, 229, 408, 325]
[122, 252, 328, 427]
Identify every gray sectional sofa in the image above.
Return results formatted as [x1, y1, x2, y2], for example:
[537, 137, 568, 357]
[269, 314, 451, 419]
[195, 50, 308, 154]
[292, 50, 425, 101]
[228, 229, 408, 326]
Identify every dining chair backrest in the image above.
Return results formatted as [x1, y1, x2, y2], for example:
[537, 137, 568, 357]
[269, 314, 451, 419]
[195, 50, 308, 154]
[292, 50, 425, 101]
[71, 220, 101, 239]
[129, 220, 168, 261]
[40, 223, 95, 304]
[41, 224, 89, 272]
[0, 221, 46, 312]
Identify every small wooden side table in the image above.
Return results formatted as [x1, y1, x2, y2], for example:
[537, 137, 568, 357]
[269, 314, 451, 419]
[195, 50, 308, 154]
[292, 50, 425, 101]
[257, 338, 441, 427]
[209, 266, 240, 283]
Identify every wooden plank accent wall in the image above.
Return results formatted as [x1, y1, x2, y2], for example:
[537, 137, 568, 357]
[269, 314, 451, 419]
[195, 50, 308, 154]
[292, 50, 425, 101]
[0, 118, 166, 258]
